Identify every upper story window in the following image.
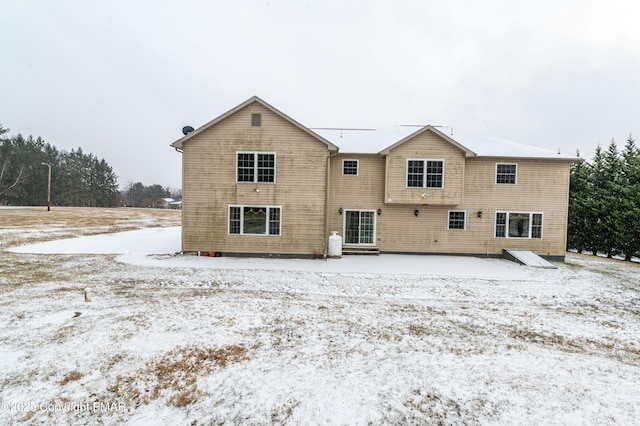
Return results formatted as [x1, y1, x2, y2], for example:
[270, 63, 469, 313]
[496, 163, 517, 184]
[407, 159, 444, 188]
[342, 159, 359, 175]
[495, 212, 542, 238]
[237, 152, 275, 183]
[251, 113, 262, 127]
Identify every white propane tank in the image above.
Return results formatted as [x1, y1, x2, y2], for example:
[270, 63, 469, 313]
[328, 231, 342, 258]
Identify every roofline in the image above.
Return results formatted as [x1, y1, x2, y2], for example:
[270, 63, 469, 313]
[473, 155, 584, 162]
[170, 96, 339, 151]
[378, 125, 477, 157]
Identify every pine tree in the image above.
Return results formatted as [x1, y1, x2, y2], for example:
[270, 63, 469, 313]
[601, 140, 623, 258]
[568, 151, 590, 253]
[618, 135, 640, 260]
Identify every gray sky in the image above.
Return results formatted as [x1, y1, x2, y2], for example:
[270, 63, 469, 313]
[2, 0, 639, 189]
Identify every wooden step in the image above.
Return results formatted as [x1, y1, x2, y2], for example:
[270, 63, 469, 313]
[342, 246, 380, 255]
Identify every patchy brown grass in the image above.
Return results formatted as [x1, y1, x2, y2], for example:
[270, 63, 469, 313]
[60, 370, 83, 385]
[108, 344, 248, 407]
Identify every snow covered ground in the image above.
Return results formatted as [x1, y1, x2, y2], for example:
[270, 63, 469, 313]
[1, 208, 639, 425]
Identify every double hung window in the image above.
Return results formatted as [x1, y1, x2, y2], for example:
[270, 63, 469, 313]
[448, 211, 466, 230]
[407, 159, 444, 188]
[237, 152, 275, 183]
[496, 164, 517, 184]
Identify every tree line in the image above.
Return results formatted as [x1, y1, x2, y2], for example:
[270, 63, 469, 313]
[1, 125, 182, 209]
[568, 135, 640, 261]
[0, 125, 120, 207]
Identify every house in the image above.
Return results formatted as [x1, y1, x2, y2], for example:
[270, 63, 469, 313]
[171, 96, 580, 261]
[150, 197, 175, 209]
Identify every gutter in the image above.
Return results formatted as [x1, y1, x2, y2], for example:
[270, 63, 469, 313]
[323, 150, 339, 257]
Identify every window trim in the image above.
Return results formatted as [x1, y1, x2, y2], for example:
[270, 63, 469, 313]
[236, 152, 276, 184]
[342, 159, 359, 176]
[494, 211, 543, 239]
[447, 210, 466, 230]
[228, 205, 282, 236]
[496, 163, 517, 185]
[406, 158, 445, 189]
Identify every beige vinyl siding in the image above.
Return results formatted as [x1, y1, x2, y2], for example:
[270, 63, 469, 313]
[327, 154, 385, 240]
[385, 129, 465, 205]
[181, 101, 329, 255]
[374, 158, 571, 256]
[326, 150, 572, 257]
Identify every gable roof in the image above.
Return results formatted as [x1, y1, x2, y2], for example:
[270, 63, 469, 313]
[378, 126, 476, 157]
[170, 96, 339, 151]
[316, 125, 580, 161]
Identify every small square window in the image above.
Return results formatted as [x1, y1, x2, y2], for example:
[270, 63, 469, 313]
[343, 160, 358, 175]
[251, 113, 262, 127]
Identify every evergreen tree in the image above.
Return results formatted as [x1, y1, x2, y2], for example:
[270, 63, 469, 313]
[618, 135, 640, 260]
[600, 140, 623, 258]
[568, 151, 590, 253]
[568, 135, 640, 262]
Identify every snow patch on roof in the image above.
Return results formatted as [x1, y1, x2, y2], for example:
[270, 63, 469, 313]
[312, 127, 420, 154]
[433, 126, 578, 160]
[314, 125, 579, 160]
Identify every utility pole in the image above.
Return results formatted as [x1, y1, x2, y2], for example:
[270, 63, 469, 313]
[41, 162, 51, 211]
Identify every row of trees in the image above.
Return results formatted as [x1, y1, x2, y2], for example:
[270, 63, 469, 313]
[568, 135, 640, 261]
[0, 125, 119, 207]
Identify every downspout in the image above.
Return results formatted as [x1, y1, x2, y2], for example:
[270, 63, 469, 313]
[324, 150, 339, 257]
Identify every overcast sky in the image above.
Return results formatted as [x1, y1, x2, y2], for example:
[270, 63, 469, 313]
[3, 0, 639, 189]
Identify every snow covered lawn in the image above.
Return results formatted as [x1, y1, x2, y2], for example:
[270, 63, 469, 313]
[1, 207, 639, 425]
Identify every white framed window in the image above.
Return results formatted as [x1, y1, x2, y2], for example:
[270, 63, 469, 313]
[496, 163, 517, 184]
[229, 205, 281, 235]
[495, 211, 543, 238]
[236, 152, 276, 183]
[407, 159, 444, 188]
[448, 210, 466, 230]
[342, 159, 359, 176]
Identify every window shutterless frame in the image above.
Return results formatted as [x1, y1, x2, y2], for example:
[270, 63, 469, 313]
[342, 159, 359, 176]
[496, 163, 517, 185]
[447, 210, 466, 230]
[236, 152, 276, 183]
[228, 205, 282, 236]
[406, 158, 445, 188]
[494, 211, 543, 238]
